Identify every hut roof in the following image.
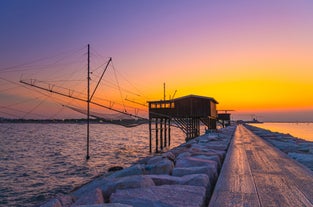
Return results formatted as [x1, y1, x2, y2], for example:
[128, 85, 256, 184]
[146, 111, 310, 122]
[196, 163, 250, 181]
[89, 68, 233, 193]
[173, 94, 219, 104]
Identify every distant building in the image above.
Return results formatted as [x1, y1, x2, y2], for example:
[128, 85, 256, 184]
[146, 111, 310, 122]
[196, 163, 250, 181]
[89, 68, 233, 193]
[217, 112, 231, 127]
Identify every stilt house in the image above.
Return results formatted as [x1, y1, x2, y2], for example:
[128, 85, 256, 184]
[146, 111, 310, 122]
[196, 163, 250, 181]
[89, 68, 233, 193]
[148, 94, 218, 152]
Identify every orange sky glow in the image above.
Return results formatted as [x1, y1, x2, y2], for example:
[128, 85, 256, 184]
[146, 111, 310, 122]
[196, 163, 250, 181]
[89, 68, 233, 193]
[1, 1, 313, 122]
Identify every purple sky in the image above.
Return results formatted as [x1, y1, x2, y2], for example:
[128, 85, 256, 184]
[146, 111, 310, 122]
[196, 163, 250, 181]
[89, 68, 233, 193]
[1, 0, 313, 121]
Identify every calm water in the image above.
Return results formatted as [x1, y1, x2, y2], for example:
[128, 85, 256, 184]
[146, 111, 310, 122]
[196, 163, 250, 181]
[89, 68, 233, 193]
[249, 122, 313, 141]
[0, 123, 185, 207]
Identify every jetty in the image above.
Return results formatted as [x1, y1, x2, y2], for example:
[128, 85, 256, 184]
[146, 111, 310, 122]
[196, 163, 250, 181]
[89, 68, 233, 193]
[41, 124, 313, 207]
[209, 124, 313, 206]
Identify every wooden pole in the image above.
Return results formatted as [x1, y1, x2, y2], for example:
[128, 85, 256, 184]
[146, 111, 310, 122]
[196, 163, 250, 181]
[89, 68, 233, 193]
[168, 119, 171, 146]
[155, 118, 158, 152]
[163, 82, 166, 101]
[164, 118, 167, 147]
[160, 118, 163, 151]
[149, 117, 152, 153]
[86, 44, 90, 160]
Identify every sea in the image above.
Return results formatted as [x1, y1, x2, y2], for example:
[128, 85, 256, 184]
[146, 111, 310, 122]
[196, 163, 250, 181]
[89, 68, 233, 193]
[0, 123, 185, 207]
[249, 122, 313, 142]
[1, 122, 313, 207]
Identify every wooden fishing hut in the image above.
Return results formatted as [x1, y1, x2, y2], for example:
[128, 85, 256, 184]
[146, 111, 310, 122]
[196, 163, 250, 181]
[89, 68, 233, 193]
[217, 110, 233, 127]
[148, 95, 218, 153]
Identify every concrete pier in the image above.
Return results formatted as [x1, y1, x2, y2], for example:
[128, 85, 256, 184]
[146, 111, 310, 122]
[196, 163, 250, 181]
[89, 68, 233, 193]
[209, 124, 313, 207]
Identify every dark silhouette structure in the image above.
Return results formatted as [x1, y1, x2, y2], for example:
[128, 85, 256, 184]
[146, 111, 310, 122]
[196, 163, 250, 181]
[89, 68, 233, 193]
[148, 94, 218, 152]
[217, 110, 233, 127]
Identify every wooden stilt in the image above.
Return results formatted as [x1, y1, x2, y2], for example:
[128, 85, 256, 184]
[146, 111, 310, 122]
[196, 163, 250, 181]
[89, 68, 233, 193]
[160, 118, 163, 151]
[155, 118, 158, 152]
[168, 119, 171, 146]
[149, 118, 152, 153]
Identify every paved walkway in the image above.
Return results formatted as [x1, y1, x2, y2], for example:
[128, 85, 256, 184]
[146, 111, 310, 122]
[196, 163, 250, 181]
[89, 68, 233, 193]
[209, 124, 313, 207]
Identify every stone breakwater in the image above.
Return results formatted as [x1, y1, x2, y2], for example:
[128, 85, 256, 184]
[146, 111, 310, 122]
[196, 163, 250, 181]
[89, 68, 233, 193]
[245, 124, 313, 171]
[40, 126, 235, 207]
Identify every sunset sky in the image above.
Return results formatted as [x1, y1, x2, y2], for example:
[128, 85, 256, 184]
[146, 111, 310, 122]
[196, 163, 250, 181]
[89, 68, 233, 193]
[1, 0, 313, 122]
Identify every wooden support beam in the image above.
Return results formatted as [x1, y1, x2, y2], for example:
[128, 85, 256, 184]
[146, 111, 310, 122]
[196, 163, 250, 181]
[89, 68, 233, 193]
[149, 118, 152, 153]
[168, 119, 171, 146]
[155, 118, 158, 153]
[164, 118, 167, 147]
[160, 118, 163, 151]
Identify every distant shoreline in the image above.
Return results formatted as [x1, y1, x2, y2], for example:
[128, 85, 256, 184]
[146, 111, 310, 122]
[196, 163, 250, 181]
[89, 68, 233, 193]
[2, 118, 313, 124]
[0, 118, 104, 124]
[0, 118, 149, 124]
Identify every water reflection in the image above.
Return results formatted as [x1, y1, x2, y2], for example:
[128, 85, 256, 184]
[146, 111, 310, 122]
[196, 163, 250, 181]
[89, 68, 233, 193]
[0, 123, 185, 207]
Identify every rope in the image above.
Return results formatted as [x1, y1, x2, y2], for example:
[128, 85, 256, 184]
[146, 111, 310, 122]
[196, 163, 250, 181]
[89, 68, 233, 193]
[0, 46, 86, 73]
[111, 60, 126, 112]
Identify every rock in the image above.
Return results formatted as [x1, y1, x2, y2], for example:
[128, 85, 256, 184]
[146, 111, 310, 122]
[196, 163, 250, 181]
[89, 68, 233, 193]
[71, 177, 110, 200]
[108, 164, 144, 178]
[187, 143, 205, 151]
[72, 175, 155, 203]
[99, 175, 155, 202]
[191, 154, 222, 169]
[297, 142, 313, 153]
[200, 143, 228, 151]
[40, 194, 75, 207]
[179, 174, 210, 188]
[98, 185, 115, 203]
[169, 145, 191, 157]
[135, 156, 154, 165]
[40, 198, 62, 207]
[146, 156, 163, 165]
[144, 158, 174, 175]
[179, 173, 212, 198]
[175, 151, 191, 160]
[188, 142, 228, 152]
[72, 188, 104, 206]
[147, 173, 209, 188]
[110, 185, 207, 207]
[173, 166, 210, 176]
[111, 175, 155, 190]
[196, 134, 219, 143]
[73, 204, 132, 207]
[175, 156, 219, 182]
[175, 156, 218, 170]
[288, 152, 313, 170]
[161, 151, 176, 161]
[108, 166, 124, 172]
[57, 194, 75, 207]
[190, 149, 226, 162]
[266, 140, 297, 153]
[147, 174, 181, 185]
[172, 166, 218, 184]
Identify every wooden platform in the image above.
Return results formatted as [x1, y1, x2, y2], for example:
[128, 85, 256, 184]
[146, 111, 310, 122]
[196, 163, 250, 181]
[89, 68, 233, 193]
[209, 124, 313, 207]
